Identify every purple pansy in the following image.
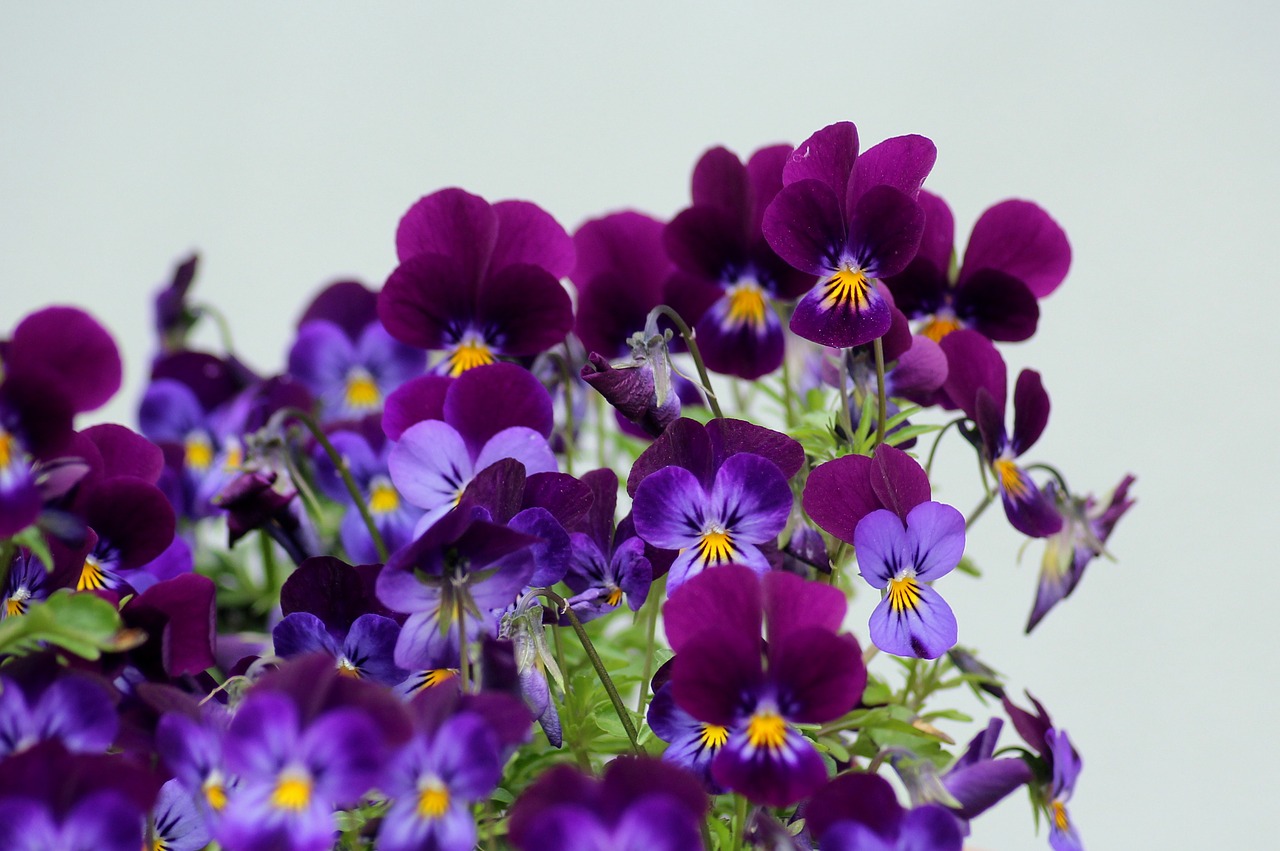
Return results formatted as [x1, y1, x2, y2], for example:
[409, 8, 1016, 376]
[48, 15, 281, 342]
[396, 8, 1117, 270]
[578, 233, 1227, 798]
[380, 187, 575, 376]
[632, 452, 791, 594]
[147, 778, 213, 851]
[854, 501, 965, 659]
[663, 144, 814, 379]
[806, 772, 964, 851]
[762, 121, 935, 348]
[646, 678, 736, 792]
[564, 468, 652, 620]
[664, 566, 866, 807]
[1002, 694, 1086, 851]
[312, 423, 423, 563]
[288, 280, 425, 423]
[508, 757, 708, 851]
[941, 330, 1062, 537]
[274, 612, 407, 687]
[153, 252, 201, 354]
[884, 190, 1071, 344]
[1028, 474, 1136, 631]
[387, 363, 558, 535]
[940, 719, 1034, 822]
[0, 671, 117, 758]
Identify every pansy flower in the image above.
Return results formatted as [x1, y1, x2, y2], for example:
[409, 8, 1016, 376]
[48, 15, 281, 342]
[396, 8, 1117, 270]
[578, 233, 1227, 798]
[146, 778, 213, 851]
[288, 280, 425, 423]
[0, 671, 117, 758]
[1028, 474, 1135, 631]
[646, 676, 738, 792]
[387, 363, 557, 535]
[508, 756, 708, 851]
[1002, 694, 1085, 851]
[380, 187, 575, 375]
[762, 121, 935, 348]
[805, 772, 964, 851]
[564, 468, 652, 620]
[941, 329, 1062, 537]
[663, 144, 814, 379]
[664, 566, 866, 806]
[883, 190, 1071, 343]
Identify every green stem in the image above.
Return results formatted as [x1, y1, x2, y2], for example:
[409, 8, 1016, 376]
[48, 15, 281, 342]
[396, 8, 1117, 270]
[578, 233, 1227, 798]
[837, 351, 855, 447]
[731, 795, 749, 851]
[0, 540, 15, 608]
[780, 345, 796, 428]
[281, 407, 387, 563]
[534, 589, 641, 754]
[966, 493, 994, 527]
[1026, 462, 1071, 494]
[650, 305, 723, 419]
[635, 592, 661, 716]
[258, 531, 278, 599]
[924, 417, 968, 478]
[456, 594, 471, 694]
[873, 337, 888, 446]
[192, 302, 239, 357]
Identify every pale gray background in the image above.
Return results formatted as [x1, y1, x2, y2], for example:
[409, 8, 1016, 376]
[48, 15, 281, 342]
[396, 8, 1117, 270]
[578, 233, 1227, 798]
[2, 2, 1275, 847]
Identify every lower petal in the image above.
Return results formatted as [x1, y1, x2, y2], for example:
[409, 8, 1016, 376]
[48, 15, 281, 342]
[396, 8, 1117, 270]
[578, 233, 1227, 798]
[790, 277, 892, 349]
[868, 582, 957, 659]
[712, 723, 827, 807]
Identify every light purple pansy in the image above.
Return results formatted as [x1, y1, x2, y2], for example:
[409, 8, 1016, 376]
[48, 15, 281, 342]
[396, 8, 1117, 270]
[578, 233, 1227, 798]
[762, 121, 935, 348]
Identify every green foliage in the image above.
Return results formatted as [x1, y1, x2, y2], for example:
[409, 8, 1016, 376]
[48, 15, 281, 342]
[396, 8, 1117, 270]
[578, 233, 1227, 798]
[0, 589, 141, 660]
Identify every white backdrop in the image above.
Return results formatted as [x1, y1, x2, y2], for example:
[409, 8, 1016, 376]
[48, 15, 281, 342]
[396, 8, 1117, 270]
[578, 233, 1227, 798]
[2, 2, 1277, 847]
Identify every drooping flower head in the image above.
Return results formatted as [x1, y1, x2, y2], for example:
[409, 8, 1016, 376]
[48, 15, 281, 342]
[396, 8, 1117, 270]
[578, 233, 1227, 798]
[1001, 694, 1085, 851]
[508, 756, 709, 851]
[883, 190, 1071, 343]
[941, 329, 1062, 537]
[663, 144, 814, 378]
[380, 187, 575, 375]
[288, 280, 426, 424]
[763, 121, 935, 348]
[664, 566, 867, 806]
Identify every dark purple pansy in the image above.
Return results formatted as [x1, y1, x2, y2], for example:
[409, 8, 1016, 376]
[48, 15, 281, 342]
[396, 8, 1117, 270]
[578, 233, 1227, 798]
[806, 772, 964, 851]
[563, 468, 652, 621]
[388, 363, 557, 535]
[273, 612, 407, 687]
[646, 679, 735, 793]
[937, 718, 1035, 822]
[762, 121, 935, 348]
[663, 144, 814, 379]
[0, 671, 117, 758]
[380, 187, 575, 376]
[665, 566, 866, 807]
[1028, 474, 1136, 631]
[626, 416, 804, 497]
[152, 252, 201, 353]
[941, 330, 1062, 538]
[288, 280, 425, 423]
[884, 190, 1071, 344]
[508, 756, 708, 851]
[804, 443, 934, 544]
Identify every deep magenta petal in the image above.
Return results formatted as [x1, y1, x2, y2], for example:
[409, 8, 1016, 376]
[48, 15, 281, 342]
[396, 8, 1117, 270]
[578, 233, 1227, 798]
[84, 478, 176, 570]
[847, 134, 937, 212]
[770, 629, 865, 723]
[1000, 475, 1064, 538]
[848, 186, 926, 279]
[869, 444, 932, 523]
[8, 306, 121, 413]
[1010, 369, 1051, 456]
[626, 418, 714, 495]
[693, 296, 786, 380]
[379, 252, 474, 350]
[444, 363, 554, 451]
[712, 725, 827, 807]
[881, 255, 948, 318]
[670, 632, 763, 726]
[889, 336, 948, 398]
[691, 145, 749, 218]
[959, 199, 1071, 298]
[762, 180, 846, 277]
[475, 263, 574, 356]
[806, 772, 902, 843]
[82, 424, 165, 484]
[782, 121, 858, 193]
[914, 189, 956, 273]
[395, 187, 497, 281]
[571, 212, 670, 357]
[664, 563, 762, 653]
[802, 454, 881, 544]
[790, 279, 892, 348]
[382, 374, 451, 441]
[745, 144, 792, 239]
[297, 280, 378, 340]
[664, 205, 746, 280]
[954, 269, 1040, 342]
[704, 419, 804, 481]
[762, 568, 846, 642]
[940, 329, 1007, 421]
[490, 200, 575, 279]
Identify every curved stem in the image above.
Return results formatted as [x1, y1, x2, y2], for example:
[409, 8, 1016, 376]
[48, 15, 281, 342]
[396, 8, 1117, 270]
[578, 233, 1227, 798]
[279, 407, 388, 563]
[532, 588, 641, 754]
[873, 337, 888, 446]
[1026, 462, 1071, 495]
[192, 302, 238, 357]
[635, 593, 661, 716]
[924, 417, 969, 478]
[837, 351, 855, 448]
[966, 493, 994, 527]
[650, 305, 723, 419]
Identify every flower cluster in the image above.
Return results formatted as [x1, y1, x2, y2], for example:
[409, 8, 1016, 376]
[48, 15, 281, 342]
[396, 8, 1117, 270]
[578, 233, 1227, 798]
[0, 118, 1133, 850]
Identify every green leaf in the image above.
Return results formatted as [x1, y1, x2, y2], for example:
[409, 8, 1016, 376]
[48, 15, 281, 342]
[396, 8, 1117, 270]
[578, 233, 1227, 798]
[955, 556, 981, 577]
[0, 590, 139, 660]
[11, 527, 53, 572]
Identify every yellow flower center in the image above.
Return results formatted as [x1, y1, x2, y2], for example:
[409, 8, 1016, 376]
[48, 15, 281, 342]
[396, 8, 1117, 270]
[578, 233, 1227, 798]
[344, 367, 382, 411]
[1052, 799, 1070, 832]
[746, 710, 788, 751]
[368, 478, 400, 515]
[993, 457, 1030, 499]
[184, 432, 213, 472]
[919, 314, 962, 342]
[270, 769, 313, 811]
[446, 337, 496, 376]
[820, 265, 873, 311]
[203, 775, 228, 812]
[336, 657, 362, 678]
[888, 575, 923, 613]
[699, 724, 729, 749]
[605, 586, 623, 607]
[696, 527, 735, 565]
[416, 778, 451, 820]
[77, 556, 108, 592]
[725, 280, 768, 330]
[412, 668, 459, 692]
[0, 429, 14, 468]
[223, 440, 243, 472]
[5, 589, 30, 618]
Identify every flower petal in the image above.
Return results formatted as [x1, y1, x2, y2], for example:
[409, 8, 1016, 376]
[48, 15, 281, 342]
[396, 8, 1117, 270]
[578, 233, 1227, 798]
[868, 581, 957, 659]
